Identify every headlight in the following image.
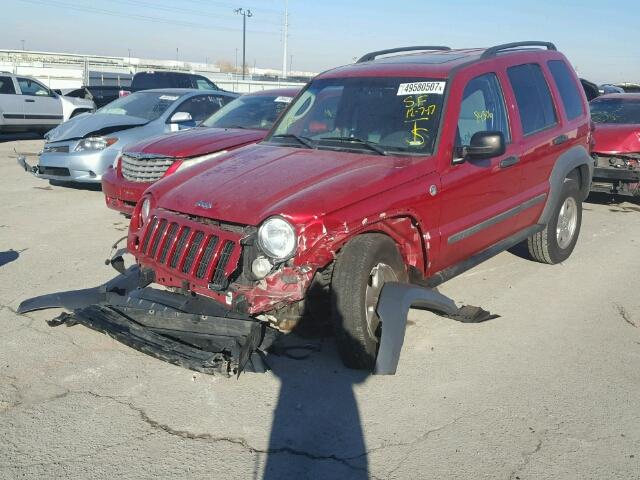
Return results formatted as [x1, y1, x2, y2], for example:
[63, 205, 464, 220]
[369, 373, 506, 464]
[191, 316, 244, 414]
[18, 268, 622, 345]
[174, 150, 228, 174]
[113, 155, 121, 169]
[140, 197, 151, 226]
[75, 136, 118, 152]
[258, 217, 297, 260]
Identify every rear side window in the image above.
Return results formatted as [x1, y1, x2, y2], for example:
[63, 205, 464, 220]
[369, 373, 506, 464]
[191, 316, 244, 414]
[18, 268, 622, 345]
[456, 72, 510, 147]
[507, 63, 557, 135]
[0, 76, 15, 94]
[547, 60, 583, 120]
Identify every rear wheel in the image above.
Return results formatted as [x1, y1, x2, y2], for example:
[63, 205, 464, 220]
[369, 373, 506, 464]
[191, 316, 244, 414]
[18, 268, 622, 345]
[527, 179, 582, 264]
[331, 234, 407, 370]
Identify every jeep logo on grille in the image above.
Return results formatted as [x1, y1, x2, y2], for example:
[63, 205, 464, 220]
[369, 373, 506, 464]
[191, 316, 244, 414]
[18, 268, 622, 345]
[194, 200, 213, 209]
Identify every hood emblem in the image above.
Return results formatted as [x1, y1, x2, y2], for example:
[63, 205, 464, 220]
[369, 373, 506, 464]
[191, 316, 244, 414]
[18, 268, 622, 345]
[195, 200, 213, 209]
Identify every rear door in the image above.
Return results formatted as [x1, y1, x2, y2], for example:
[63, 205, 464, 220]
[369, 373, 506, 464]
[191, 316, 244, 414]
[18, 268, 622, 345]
[437, 70, 523, 269]
[16, 77, 63, 128]
[503, 62, 564, 229]
[0, 75, 24, 128]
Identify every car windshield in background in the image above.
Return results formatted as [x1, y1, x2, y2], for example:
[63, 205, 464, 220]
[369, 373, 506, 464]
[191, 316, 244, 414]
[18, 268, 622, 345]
[201, 95, 291, 130]
[590, 98, 640, 124]
[267, 77, 446, 155]
[97, 91, 181, 121]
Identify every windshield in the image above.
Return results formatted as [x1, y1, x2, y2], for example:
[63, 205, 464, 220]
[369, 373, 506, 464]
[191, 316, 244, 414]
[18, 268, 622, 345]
[98, 91, 182, 121]
[266, 77, 446, 155]
[590, 98, 640, 124]
[201, 94, 292, 130]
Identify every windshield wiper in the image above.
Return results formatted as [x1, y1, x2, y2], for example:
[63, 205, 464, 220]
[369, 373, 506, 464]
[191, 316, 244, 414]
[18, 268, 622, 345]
[270, 134, 315, 149]
[319, 136, 388, 155]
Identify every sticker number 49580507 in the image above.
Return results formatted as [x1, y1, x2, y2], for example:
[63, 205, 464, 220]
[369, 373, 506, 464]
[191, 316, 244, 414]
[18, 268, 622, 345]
[397, 81, 446, 96]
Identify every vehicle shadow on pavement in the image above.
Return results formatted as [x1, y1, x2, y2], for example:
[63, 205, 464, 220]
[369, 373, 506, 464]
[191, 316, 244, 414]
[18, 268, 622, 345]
[262, 340, 370, 479]
[49, 180, 102, 192]
[0, 249, 21, 268]
[0, 132, 42, 143]
[585, 192, 640, 208]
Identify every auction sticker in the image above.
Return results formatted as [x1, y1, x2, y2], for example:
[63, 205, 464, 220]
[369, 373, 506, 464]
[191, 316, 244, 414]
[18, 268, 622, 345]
[159, 95, 179, 101]
[397, 81, 446, 96]
[274, 96, 293, 103]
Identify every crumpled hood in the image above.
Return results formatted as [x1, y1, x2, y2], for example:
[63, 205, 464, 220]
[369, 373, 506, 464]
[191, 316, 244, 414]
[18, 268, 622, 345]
[153, 143, 428, 226]
[46, 114, 148, 142]
[124, 127, 265, 158]
[593, 123, 640, 154]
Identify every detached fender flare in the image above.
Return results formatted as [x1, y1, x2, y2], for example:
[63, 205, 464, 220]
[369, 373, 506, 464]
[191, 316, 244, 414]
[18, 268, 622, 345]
[538, 145, 593, 225]
[374, 282, 497, 375]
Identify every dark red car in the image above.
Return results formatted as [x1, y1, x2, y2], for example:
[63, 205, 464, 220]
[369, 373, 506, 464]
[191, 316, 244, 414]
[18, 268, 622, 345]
[590, 93, 640, 196]
[101, 87, 301, 214]
[124, 42, 592, 370]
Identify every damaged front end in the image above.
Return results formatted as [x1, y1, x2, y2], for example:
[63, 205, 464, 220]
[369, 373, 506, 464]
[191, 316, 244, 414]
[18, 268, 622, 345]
[591, 152, 640, 196]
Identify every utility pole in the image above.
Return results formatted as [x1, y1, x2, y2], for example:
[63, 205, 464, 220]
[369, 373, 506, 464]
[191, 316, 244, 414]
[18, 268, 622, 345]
[21, 39, 25, 51]
[234, 7, 252, 80]
[282, 0, 288, 79]
[128, 48, 131, 66]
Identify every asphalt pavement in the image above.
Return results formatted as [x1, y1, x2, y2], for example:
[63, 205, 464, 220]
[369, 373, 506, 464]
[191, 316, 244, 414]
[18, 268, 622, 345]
[0, 139, 638, 479]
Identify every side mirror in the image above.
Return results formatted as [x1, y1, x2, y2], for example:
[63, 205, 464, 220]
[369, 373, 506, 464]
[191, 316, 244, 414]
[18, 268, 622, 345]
[53, 89, 62, 95]
[461, 131, 505, 161]
[170, 111, 193, 124]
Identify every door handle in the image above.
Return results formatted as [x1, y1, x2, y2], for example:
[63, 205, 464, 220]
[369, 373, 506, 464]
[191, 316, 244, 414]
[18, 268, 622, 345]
[552, 134, 568, 145]
[24, 98, 35, 103]
[499, 156, 519, 168]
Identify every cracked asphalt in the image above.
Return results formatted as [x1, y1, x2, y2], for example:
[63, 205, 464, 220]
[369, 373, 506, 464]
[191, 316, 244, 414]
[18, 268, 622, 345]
[1, 139, 639, 479]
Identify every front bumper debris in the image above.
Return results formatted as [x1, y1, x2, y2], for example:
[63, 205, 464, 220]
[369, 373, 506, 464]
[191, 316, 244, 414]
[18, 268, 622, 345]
[18, 266, 278, 376]
[18, 263, 498, 376]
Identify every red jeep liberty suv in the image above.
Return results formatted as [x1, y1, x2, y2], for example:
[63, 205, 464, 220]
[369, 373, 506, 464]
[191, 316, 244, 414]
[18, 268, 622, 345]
[127, 42, 593, 370]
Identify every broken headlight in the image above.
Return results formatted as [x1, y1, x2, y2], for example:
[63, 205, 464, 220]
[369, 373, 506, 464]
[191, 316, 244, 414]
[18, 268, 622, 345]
[75, 136, 118, 152]
[258, 217, 297, 260]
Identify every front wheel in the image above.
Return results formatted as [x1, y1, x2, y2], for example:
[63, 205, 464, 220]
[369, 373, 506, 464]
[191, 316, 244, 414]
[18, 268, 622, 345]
[527, 179, 582, 264]
[331, 233, 407, 370]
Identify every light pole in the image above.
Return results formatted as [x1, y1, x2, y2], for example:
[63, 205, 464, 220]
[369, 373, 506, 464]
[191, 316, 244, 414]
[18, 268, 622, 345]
[128, 48, 131, 66]
[21, 39, 25, 51]
[234, 7, 252, 80]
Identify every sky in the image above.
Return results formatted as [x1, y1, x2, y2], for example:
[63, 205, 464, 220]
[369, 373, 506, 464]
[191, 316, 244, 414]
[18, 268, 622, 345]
[1, 0, 639, 83]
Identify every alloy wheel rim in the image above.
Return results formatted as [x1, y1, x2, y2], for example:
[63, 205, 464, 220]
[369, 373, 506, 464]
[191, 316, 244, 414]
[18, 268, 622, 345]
[364, 263, 398, 342]
[556, 197, 578, 249]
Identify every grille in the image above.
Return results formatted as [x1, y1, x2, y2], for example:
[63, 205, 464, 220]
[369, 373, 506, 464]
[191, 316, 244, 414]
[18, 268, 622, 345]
[121, 153, 176, 182]
[139, 214, 239, 290]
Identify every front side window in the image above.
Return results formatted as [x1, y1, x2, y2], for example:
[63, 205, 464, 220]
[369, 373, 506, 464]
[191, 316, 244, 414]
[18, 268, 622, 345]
[507, 63, 557, 135]
[0, 76, 15, 94]
[548, 60, 584, 121]
[202, 94, 292, 130]
[267, 77, 446, 155]
[174, 95, 226, 122]
[590, 98, 640, 124]
[98, 91, 182, 121]
[456, 73, 510, 148]
[17, 77, 50, 96]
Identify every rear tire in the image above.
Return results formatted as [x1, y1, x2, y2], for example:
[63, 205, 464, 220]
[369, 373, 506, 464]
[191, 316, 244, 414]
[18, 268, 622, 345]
[527, 179, 582, 264]
[331, 233, 407, 370]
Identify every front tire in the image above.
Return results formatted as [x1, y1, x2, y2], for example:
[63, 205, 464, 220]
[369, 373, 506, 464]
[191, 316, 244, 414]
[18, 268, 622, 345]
[331, 233, 407, 370]
[527, 179, 582, 264]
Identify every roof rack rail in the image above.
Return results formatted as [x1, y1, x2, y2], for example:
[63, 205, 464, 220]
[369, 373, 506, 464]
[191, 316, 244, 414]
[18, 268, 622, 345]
[480, 41, 557, 59]
[356, 46, 451, 63]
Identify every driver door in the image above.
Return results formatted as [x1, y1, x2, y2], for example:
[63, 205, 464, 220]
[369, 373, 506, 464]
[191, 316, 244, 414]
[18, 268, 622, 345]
[436, 71, 523, 270]
[16, 77, 62, 128]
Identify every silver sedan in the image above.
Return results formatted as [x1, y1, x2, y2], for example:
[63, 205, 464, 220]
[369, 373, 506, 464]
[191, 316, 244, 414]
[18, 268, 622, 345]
[20, 88, 237, 183]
